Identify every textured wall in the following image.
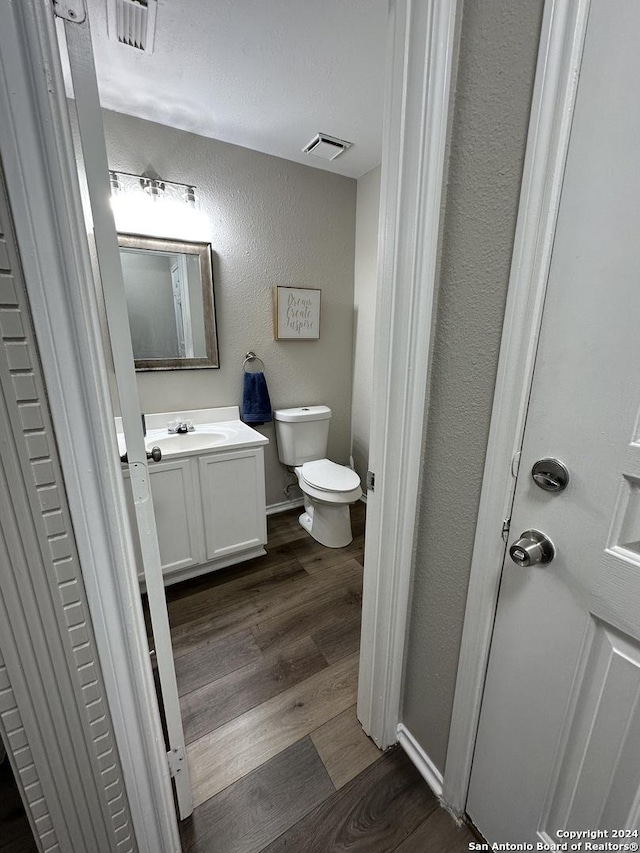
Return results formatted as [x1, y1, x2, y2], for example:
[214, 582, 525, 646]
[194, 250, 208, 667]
[86, 110, 357, 506]
[401, 0, 545, 771]
[351, 165, 381, 483]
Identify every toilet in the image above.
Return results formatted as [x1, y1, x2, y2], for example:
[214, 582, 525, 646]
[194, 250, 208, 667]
[274, 406, 362, 548]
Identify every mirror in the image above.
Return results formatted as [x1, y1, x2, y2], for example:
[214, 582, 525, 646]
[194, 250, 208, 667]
[118, 233, 219, 370]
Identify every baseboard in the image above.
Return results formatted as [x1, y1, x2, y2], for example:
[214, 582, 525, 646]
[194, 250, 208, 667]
[359, 493, 367, 504]
[397, 723, 444, 798]
[266, 497, 305, 516]
[140, 545, 267, 590]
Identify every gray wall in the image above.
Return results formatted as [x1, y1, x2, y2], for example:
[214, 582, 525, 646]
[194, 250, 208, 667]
[351, 165, 381, 483]
[83, 110, 357, 507]
[401, 0, 545, 772]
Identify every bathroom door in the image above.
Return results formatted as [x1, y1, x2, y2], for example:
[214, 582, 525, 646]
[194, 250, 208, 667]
[467, 0, 640, 842]
[60, 14, 193, 820]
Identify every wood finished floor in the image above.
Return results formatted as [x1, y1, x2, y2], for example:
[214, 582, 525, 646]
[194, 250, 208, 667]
[156, 503, 475, 853]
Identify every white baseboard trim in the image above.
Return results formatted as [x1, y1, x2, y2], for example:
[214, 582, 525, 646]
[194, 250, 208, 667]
[266, 497, 304, 516]
[397, 723, 444, 798]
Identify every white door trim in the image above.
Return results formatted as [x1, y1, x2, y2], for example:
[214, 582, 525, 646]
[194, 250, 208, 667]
[64, 13, 192, 818]
[441, 0, 591, 816]
[357, 0, 459, 748]
[0, 1, 180, 849]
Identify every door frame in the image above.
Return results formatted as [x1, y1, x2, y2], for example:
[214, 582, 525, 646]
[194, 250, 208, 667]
[0, 1, 180, 850]
[64, 11, 193, 817]
[441, 0, 591, 816]
[357, 0, 460, 749]
[0, 0, 463, 842]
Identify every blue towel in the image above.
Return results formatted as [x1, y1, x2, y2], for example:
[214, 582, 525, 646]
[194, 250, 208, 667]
[241, 371, 272, 424]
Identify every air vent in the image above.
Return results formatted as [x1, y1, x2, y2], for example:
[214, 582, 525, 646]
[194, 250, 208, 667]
[107, 0, 157, 53]
[302, 133, 353, 161]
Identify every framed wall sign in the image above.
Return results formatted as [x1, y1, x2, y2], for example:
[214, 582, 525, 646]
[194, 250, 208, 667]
[273, 286, 321, 340]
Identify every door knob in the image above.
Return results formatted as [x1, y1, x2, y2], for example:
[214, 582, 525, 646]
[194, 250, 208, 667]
[531, 458, 569, 492]
[509, 529, 555, 567]
[119, 446, 162, 464]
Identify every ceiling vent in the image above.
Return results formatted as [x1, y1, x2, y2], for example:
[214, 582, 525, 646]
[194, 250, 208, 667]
[302, 133, 353, 161]
[107, 0, 157, 53]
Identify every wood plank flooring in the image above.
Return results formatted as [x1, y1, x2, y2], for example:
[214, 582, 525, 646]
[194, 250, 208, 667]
[310, 705, 382, 789]
[188, 652, 360, 804]
[156, 502, 476, 852]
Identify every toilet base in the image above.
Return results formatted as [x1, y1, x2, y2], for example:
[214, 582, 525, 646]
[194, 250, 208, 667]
[298, 501, 353, 549]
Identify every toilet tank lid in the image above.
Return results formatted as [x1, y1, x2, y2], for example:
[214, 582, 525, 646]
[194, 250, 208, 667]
[273, 405, 331, 423]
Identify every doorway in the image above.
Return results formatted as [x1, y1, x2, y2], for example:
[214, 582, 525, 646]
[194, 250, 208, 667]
[59, 0, 438, 847]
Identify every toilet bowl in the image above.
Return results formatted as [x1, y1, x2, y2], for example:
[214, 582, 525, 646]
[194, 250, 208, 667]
[295, 459, 362, 548]
[273, 406, 362, 548]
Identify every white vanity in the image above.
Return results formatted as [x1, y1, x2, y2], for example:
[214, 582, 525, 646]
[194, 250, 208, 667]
[116, 407, 268, 586]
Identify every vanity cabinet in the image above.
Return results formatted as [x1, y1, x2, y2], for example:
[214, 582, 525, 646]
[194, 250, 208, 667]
[123, 445, 267, 585]
[147, 457, 202, 573]
[199, 449, 267, 562]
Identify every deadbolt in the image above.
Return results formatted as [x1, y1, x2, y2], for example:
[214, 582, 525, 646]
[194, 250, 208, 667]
[531, 458, 569, 492]
[509, 529, 555, 567]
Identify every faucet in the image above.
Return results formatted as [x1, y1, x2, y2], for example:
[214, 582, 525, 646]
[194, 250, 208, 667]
[168, 418, 194, 434]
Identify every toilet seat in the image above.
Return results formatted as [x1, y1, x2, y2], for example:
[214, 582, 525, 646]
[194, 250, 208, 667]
[300, 459, 360, 493]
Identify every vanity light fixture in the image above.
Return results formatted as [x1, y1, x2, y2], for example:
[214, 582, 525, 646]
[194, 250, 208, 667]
[108, 171, 197, 205]
[108, 172, 207, 240]
[140, 177, 165, 198]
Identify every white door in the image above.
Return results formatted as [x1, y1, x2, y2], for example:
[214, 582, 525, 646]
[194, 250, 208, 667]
[467, 0, 640, 843]
[60, 13, 193, 819]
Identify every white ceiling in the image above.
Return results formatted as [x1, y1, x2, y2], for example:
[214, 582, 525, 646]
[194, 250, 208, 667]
[76, 0, 388, 180]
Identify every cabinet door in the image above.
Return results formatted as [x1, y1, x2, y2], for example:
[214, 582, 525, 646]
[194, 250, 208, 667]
[124, 458, 202, 575]
[199, 448, 267, 562]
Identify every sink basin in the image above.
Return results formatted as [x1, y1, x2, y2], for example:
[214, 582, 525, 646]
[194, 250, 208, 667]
[116, 410, 269, 462]
[148, 432, 227, 455]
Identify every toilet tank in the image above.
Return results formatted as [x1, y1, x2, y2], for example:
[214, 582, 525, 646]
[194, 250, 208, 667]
[273, 406, 331, 466]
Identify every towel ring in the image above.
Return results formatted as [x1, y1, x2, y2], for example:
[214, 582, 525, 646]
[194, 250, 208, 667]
[243, 351, 265, 373]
